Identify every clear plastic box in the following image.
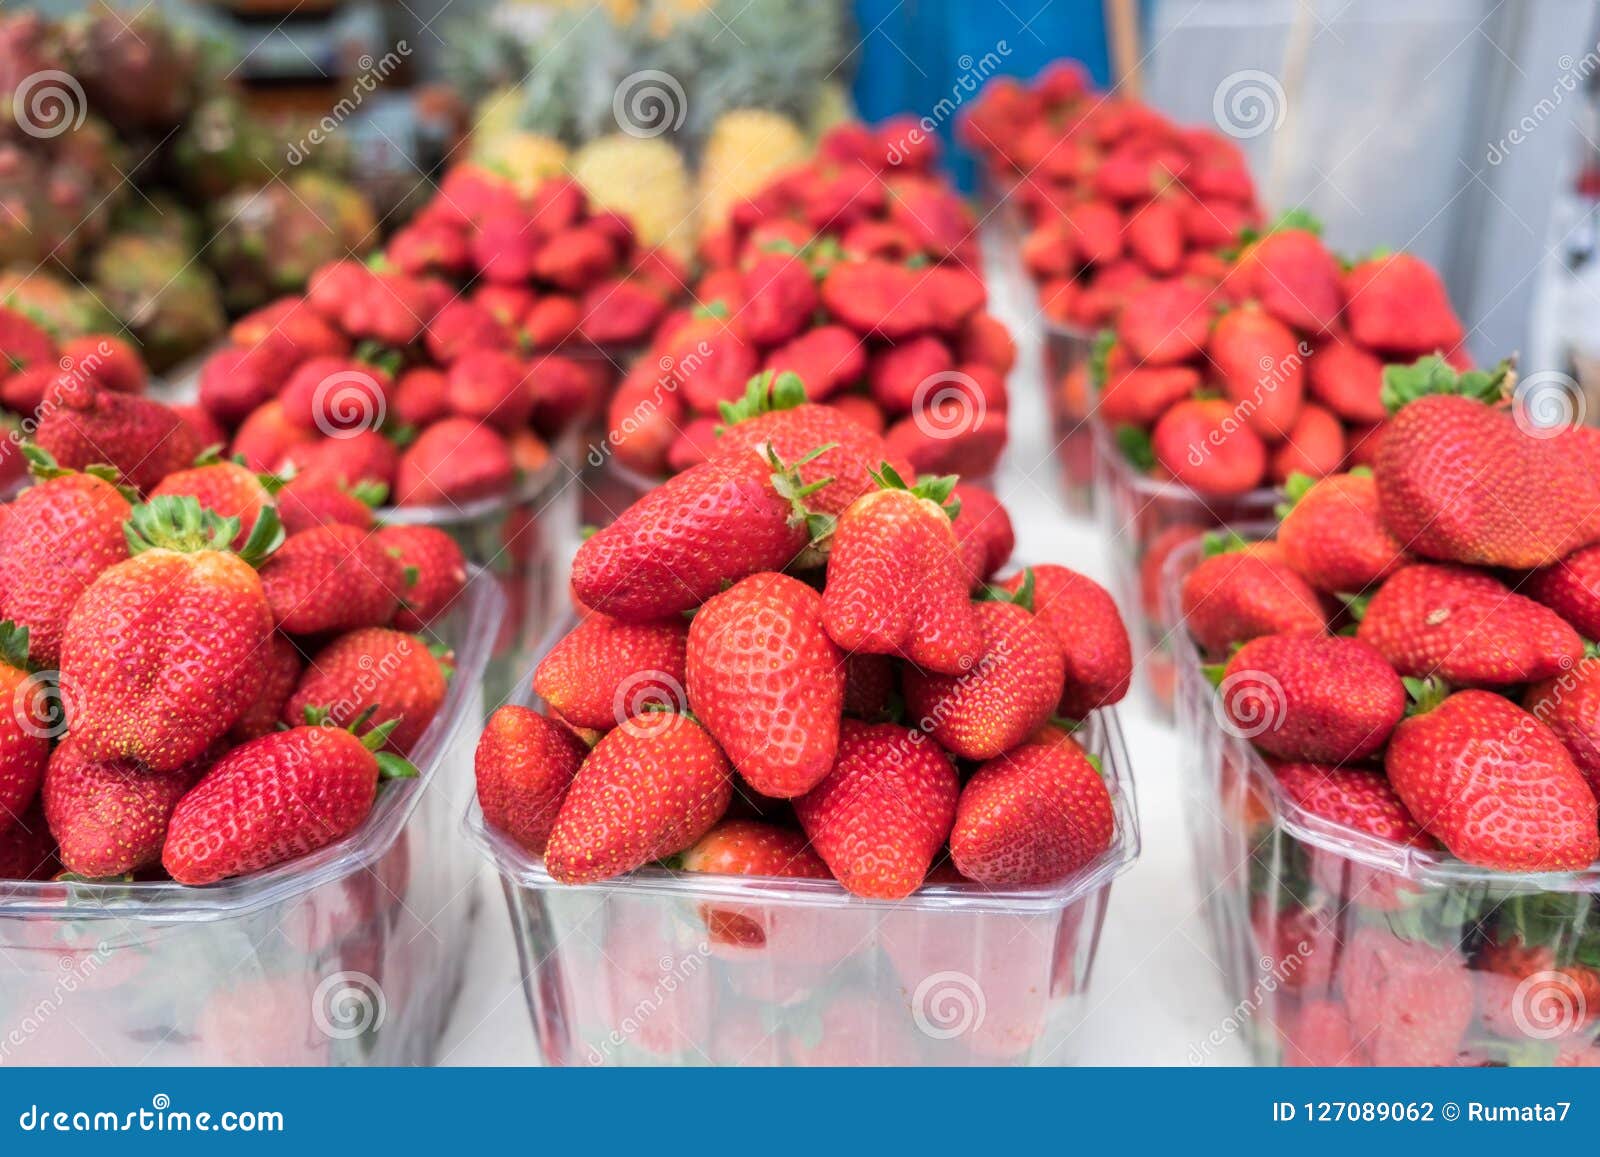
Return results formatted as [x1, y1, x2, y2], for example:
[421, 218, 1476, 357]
[1040, 321, 1097, 514]
[1092, 420, 1278, 716]
[1165, 533, 1600, 1068]
[466, 639, 1141, 1066]
[0, 567, 503, 1067]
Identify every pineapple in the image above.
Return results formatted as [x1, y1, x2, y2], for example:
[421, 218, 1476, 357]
[696, 108, 807, 229]
[571, 133, 694, 257]
[0, 266, 114, 340]
[469, 130, 570, 197]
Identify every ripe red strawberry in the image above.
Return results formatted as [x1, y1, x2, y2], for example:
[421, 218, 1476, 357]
[475, 705, 587, 855]
[1179, 541, 1327, 655]
[865, 335, 952, 415]
[1526, 661, 1600, 797]
[680, 818, 833, 948]
[1357, 563, 1585, 686]
[231, 296, 349, 359]
[670, 316, 760, 413]
[149, 459, 274, 546]
[1124, 198, 1185, 274]
[0, 623, 49, 832]
[1477, 935, 1600, 1039]
[534, 612, 688, 732]
[1308, 337, 1386, 423]
[392, 418, 515, 507]
[446, 350, 534, 431]
[1386, 690, 1599, 871]
[62, 334, 146, 395]
[1207, 306, 1305, 440]
[820, 258, 936, 339]
[1343, 254, 1463, 355]
[392, 367, 451, 430]
[821, 470, 983, 675]
[34, 385, 201, 493]
[279, 357, 393, 436]
[1007, 564, 1131, 719]
[1150, 398, 1268, 496]
[230, 400, 317, 473]
[229, 631, 304, 743]
[1097, 363, 1200, 427]
[740, 252, 820, 347]
[284, 627, 449, 755]
[948, 737, 1114, 886]
[0, 306, 57, 371]
[42, 738, 209, 878]
[60, 498, 280, 772]
[163, 716, 417, 885]
[1234, 225, 1343, 334]
[275, 475, 378, 536]
[1277, 471, 1409, 594]
[1116, 279, 1212, 365]
[763, 324, 868, 401]
[259, 524, 403, 635]
[1270, 402, 1345, 481]
[283, 429, 399, 492]
[1374, 385, 1600, 568]
[793, 719, 959, 899]
[884, 402, 1009, 478]
[1339, 926, 1476, 1066]
[543, 711, 732, 884]
[373, 525, 467, 631]
[904, 594, 1065, 760]
[572, 448, 820, 622]
[0, 801, 58, 881]
[686, 572, 844, 799]
[1281, 1000, 1366, 1067]
[0, 462, 131, 667]
[1523, 544, 1600, 639]
[950, 483, 1015, 587]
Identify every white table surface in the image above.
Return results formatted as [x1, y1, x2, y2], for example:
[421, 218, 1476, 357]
[436, 234, 1252, 1067]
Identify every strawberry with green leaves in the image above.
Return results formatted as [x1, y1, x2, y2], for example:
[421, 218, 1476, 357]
[1005, 564, 1131, 719]
[149, 456, 276, 547]
[283, 627, 449, 755]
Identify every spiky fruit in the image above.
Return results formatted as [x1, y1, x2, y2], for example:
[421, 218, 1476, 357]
[534, 613, 688, 732]
[543, 712, 732, 884]
[284, 628, 449, 756]
[42, 738, 208, 878]
[686, 572, 843, 798]
[1006, 564, 1131, 719]
[60, 498, 279, 772]
[949, 738, 1115, 886]
[1386, 690, 1599, 871]
[571, 133, 695, 258]
[794, 720, 959, 900]
[698, 109, 808, 228]
[475, 705, 588, 855]
[1277, 471, 1409, 594]
[1356, 563, 1585, 687]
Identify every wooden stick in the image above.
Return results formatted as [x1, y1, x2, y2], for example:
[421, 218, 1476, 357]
[1106, 0, 1143, 98]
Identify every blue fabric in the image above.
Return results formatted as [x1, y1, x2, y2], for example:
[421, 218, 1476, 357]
[850, 0, 1116, 188]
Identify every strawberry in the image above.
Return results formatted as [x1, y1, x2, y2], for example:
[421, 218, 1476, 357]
[62, 335, 146, 395]
[228, 631, 304, 743]
[577, 277, 667, 346]
[392, 367, 452, 429]
[686, 572, 844, 799]
[1150, 398, 1268, 496]
[284, 429, 399, 491]
[1308, 337, 1387, 423]
[1179, 540, 1326, 655]
[1124, 198, 1185, 274]
[820, 259, 934, 339]
[0, 306, 57, 371]
[949, 737, 1115, 886]
[163, 714, 417, 885]
[1386, 690, 1599, 871]
[763, 324, 868, 402]
[572, 447, 820, 622]
[680, 818, 833, 949]
[1525, 660, 1600, 797]
[1356, 563, 1585, 686]
[1524, 545, 1600, 639]
[1233, 225, 1343, 334]
[740, 252, 820, 347]
[475, 705, 587, 855]
[1343, 253, 1463, 355]
[1338, 926, 1476, 1066]
[275, 475, 378, 536]
[523, 294, 582, 348]
[278, 357, 392, 436]
[0, 801, 58, 880]
[866, 335, 953, 415]
[230, 400, 317, 474]
[793, 719, 959, 899]
[1281, 1000, 1366, 1067]
[669, 315, 760, 413]
[957, 312, 1017, 374]
[1097, 363, 1200, 426]
[1277, 471, 1409, 594]
[392, 418, 515, 507]
[446, 350, 534, 431]
[1270, 402, 1345, 481]
[950, 483, 1015, 587]
[903, 591, 1065, 760]
[427, 297, 515, 368]
[284, 627, 449, 755]
[543, 711, 731, 884]
[60, 498, 280, 772]
[0, 460, 131, 667]
[0, 623, 49, 832]
[34, 385, 201, 493]
[1207, 306, 1305, 440]
[1477, 935, 1600, 1039]
[230, 297, 348, 359]
[1116, 279, 1212, 365]
[820, 469, 982, 675]
[1375, 375, 1600, 568]
[149, 459, 274, 546]
[373, 525, 467, 631]
[42, 738, 209, 878]
[1007, 564, 1131, 719]
[884, 403, 1008, 478]
[259, 524, 403, 635]
[534, 613, 688, 732]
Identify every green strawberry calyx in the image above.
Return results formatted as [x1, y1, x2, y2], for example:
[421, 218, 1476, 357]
[718, 370, 809, 430]
[1402, 675, 1451, 716]
[22, 445, 136, 498]
[766, 443, 838, 553]
[124, 496, 284, 568]
[0, 620, 30, 673]
[1086, 329, 1117, 394]
[1114, 423, 1156, 473]
[1274, 471, 1319, 518]
[1201, 530, 1254, 559]
[1380, 355, 1513, 415]
[870, 461, 961, 521]
[303, 704, 418, 780]
[980, 567, 1036, 612]
[1221, 208, 1326, 261]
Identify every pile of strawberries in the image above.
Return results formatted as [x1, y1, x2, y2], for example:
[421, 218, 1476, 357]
[1178, 364, 1600, 1064]
[961, 62, 1262, 332]
[0, 451, 470, 887]
[190, 169, 683, 511]
[1075, 216, 1470, 498]
[480, 372, 1131, 899]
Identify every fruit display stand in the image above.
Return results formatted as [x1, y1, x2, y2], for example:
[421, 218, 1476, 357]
[0, 567, 501, 1066]
[1093, 422, 1277, 714]
[466, 666, 1140, 1067]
